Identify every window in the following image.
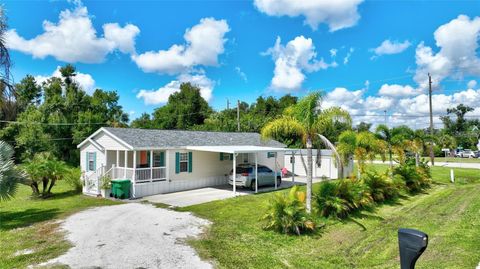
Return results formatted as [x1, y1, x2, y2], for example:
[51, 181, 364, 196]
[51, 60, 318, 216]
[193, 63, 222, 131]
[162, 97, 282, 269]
[220, 153, 231, 161]
[179, 153, 188, 172]
[153, 152, 164, 167]
[88, 152, 95, 171]
[241, 153, 249, 163]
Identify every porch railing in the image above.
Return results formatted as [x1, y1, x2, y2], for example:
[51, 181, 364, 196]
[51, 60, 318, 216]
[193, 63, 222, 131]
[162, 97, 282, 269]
[109, 166, 167, 183]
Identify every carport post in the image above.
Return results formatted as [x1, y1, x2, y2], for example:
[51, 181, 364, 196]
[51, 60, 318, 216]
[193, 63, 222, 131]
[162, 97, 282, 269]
[274, 152, 278, 190]
[292, 151, 295, 184]
[233, 153, 236, 196]
[255, 152, 258, 193]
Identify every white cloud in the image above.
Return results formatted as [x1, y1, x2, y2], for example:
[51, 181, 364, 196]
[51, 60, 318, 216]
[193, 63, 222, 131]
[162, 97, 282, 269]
[136, 73, 214, 105]
[264, 36, 334, 92]
[323, 85, 480, 128]
[343, 47, 354, 65]
[467, 80, 477, 89]
[235, 67, 248, 82]
[34, 66, 96, 94]
[414, 15, 480, 89]
[371, 39, 411, 58]
[103, 23, 140, 54]
[5, 5, 140, 63]
[329, 48, 338, 57]
[253, 0, 364, 31]
[132, 18, 230, 75]
[378, 84, 420, 97]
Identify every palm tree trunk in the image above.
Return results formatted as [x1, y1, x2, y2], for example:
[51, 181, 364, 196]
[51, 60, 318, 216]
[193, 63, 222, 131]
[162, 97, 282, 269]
[388, 144, 393, 169]
[306, 137, 313, 213]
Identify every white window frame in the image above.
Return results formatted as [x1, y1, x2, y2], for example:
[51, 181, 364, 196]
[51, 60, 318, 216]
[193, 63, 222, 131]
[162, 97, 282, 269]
[179, 152, 188, 172]
[87, 152, 95, 171]
[153, 152, 162, 167]
[221, 152, 231, 160]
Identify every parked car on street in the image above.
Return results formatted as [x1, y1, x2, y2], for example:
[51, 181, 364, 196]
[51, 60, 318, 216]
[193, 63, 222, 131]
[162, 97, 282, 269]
[228, 164, 281, 190]
[458, 149, 476, 158]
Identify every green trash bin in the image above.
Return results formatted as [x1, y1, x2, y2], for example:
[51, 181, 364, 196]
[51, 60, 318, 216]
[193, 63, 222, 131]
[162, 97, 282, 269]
[111, 179, 131, 199]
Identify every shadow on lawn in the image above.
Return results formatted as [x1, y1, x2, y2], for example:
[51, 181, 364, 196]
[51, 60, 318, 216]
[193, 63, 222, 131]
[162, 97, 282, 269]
[0, 190, 80, 231]
[0, 208, 61, 230]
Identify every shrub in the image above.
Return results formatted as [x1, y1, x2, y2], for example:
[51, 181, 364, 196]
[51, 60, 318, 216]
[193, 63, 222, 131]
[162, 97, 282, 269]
[64, 167, 82, 193]
[361, 170, 400, 203]
[335, 179, 373, 211]
[100, 175, 112, 190]
[314, 181, 350, 218]
[314, 179, 373, 218]
[262, 186, 317, 235]
[393, 157, 431, 193]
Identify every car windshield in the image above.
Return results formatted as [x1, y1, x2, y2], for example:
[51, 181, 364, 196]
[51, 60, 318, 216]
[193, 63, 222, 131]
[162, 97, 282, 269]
[232, 167, 253, 174]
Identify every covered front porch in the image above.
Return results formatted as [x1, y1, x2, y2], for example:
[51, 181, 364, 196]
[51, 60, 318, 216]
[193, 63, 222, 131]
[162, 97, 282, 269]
[105, 150, 167, 183]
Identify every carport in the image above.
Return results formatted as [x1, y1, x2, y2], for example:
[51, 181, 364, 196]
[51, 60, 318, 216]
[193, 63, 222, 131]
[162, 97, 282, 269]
[186, 145, 297, 195]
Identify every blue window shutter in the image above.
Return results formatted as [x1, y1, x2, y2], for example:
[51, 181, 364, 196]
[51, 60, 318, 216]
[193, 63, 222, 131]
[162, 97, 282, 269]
[85, 152, 89, 171]
[160, 152, 165, 166]
[93, 152, 97, 170]
[220, 153, 224, 161]
[230, 153, 233, 160]
[175, 152, 180, 174]
[188, 152, 193, 173]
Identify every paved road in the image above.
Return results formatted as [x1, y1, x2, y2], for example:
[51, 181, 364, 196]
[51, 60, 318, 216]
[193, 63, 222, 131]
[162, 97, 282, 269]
[370, 160, 480, 169]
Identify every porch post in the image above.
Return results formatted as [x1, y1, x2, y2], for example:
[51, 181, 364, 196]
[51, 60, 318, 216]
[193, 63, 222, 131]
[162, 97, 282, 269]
[233, 152, 236, 195]
[150, 150, 153, 182]
[124, 150, 127, 178]
[133, 150, 137, 183]
[165, 150, 170, 181]
[116, 150, 119, 167]
[292, 151, 295, 184]
[255, 152, 258, 193]
[274, 152, 278, 190]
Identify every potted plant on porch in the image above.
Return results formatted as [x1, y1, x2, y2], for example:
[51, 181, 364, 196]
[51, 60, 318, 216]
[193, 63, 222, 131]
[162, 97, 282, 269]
[100, 175, 112, 198]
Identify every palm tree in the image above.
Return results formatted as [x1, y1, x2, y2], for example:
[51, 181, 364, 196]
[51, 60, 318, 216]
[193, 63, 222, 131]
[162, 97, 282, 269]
[0, 141, 24, 200]
[375, 124, 393, 170]
[337, 131, 387, 175]
[261, 92, 350, 213]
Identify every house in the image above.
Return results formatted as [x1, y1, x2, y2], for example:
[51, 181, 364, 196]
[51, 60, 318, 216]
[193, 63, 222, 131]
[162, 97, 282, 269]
[77, 127, 290, 198]
[284, 149, 353, 180]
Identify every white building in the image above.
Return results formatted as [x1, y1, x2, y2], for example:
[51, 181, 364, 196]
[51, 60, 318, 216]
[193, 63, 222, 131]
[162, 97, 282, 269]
[78, 127, 289, 198]
[284, 149, 353, 179]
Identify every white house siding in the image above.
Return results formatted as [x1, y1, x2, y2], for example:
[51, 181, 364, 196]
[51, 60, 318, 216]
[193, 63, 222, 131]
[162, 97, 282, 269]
[80, 143, 105, 174]
[257, 152, 285, 172]
[94, 132, 129, 151]
[284, 152, 353, 179]
[80, 142, 105, 195]
[168, 150, 233, 181]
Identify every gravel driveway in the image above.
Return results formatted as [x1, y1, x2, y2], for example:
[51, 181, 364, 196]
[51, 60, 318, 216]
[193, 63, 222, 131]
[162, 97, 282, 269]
[43, 203, 212, 269]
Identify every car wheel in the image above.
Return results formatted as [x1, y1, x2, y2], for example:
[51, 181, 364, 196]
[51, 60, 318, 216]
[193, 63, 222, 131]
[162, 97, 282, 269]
[250, 180, 256, 191]
[276, 177, 282, 187]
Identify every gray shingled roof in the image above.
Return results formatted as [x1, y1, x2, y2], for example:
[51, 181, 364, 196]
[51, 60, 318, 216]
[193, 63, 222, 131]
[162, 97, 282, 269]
[103, 127, 285, 149]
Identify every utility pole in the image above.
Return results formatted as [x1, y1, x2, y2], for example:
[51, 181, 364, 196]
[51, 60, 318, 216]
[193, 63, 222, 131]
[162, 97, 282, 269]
[384, 110, 387, 126]
[226, 99, 230, 110]
[428, 73, 435, 166]
[237, 100, 240, 132]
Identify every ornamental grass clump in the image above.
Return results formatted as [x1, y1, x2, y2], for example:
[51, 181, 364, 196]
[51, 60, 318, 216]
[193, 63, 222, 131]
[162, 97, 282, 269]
[361, 170, 400, 203]
[262, 186, 317, 235]
[393, 157, 431, 193]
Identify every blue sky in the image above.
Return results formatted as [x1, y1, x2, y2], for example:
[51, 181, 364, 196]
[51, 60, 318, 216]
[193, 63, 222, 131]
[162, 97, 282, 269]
[4, 0, 480, 127]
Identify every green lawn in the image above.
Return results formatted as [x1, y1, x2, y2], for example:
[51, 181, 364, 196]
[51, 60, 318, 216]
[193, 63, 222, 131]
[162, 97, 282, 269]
[181, 165, 480, 269]
[0, 181, 119, 268]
